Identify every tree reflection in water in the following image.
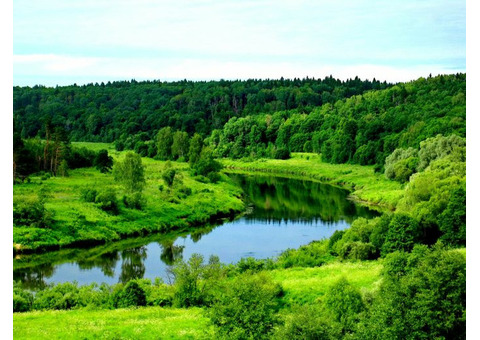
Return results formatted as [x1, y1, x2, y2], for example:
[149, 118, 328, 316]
[119, 246, 147, 283]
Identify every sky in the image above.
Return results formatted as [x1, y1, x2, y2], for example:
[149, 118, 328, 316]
[12, 0, 466, 86]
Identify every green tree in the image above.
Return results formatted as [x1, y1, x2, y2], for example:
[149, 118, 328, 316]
[171, 131, 190, 161]
[188, 133, 203, 165]
[324, 277, 364, 334]
[94, 149, 113, 173]
[170, 253, 224, 307]
[438, 186, 466, 246]
[381, 214, 421, 255]
[113, 152, 146, 193]
[209, 272, 282, 339]
[384, 147, 418, 182]
[156, 127, 174, 160]
[417, 134, 465, 171]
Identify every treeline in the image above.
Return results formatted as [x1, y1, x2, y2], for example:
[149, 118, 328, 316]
[210, 73, 466, 168]
[13, 126, 111, 182]
[13, 76, 390, 141]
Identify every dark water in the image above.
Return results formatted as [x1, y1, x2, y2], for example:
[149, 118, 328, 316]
[13, 175, 378, 289]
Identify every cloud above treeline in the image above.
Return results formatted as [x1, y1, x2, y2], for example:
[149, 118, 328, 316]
[13, 0, 466, 86]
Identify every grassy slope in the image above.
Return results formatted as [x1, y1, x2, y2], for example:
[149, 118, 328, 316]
[13, 147, 245, 252]
[221, 153, 404, 210]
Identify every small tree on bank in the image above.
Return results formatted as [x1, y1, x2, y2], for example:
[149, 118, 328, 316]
[113, 152, 146, 193]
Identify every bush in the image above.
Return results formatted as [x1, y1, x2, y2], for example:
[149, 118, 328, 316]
[170, 254, 225, 307]
[339, 241, 376, 260]
[274, 148, 290, 160]
[162, 168, 176, 187]
[324, 277, 364, 334]
[273, 305, 341, 340]
[81, 188, 98, 202]
[209, 272, 282, 339]
[123, 192, 146, 210]
[13, 284, 33, 313]
[114, 281, 147, 308]
[13, 196, 53, 228]
[95, 188, 119, 214]
[381, 214, 421, 255]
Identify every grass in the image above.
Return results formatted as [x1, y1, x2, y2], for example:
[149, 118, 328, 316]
[13, 307, 213, 339]
[271, 260, 383, 306]
[13, 147, 245, 253]
[221, 153, 404, 210]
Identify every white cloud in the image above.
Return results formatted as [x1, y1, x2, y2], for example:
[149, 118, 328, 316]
[13, 53, 463, 86]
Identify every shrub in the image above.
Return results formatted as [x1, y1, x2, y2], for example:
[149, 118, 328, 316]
[81, 188, 98, 202]
[95, 188, 119, 214]
[324, 277, 364, 334]
[123, 192, 146, 210]
[13, 196, 53, 228]
[209, 272, 282, 339]
[114, 281, 147, 308]
[274, 148, 290, 160]
[162, 168, 176, 187]
[170, 254, 225, 307]
[339, 241, 376, 260]
[273, 305, 341, 340]
[381, 214, 421, 255]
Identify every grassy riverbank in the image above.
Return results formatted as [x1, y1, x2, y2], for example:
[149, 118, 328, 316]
[222, 153, 404, 210]
[13, 257, 383, 339]
[13, 150, 245, 253]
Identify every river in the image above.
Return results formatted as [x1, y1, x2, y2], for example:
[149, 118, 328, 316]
[13, 174, 379, 289]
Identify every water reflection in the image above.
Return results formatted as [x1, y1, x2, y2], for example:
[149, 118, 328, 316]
[13, 174, 379, 289]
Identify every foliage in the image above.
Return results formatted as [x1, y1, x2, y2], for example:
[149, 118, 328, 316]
[209, 272, 282, 340]
[384, 147, 418, 182]
[162, 168, 176, 187]
[122, 192, 146, 210]
[438, 187, 466, 246]
[277, 240, 335, 268]
[357, 244, 466, 339]
[113, 152, 146, 193]
[169, 254, 225, 307]
[417, 134, 466, 171]
[191, 146, 223, 181]
[113, 280, 147, 308]
[94, 149, 113, 173]
[381, 214, 421, 255]
[156, 127, 173, 160]
[95, 188, 119, 214]
[13, 195, 53, 228]
[273, 305, 341, 340]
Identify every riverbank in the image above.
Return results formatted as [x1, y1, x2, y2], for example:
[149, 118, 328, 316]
[221, 153, 404, 210]
[13, 156, 245, 254]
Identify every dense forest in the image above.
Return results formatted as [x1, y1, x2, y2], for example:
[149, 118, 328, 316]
[13, 76, 390, 141]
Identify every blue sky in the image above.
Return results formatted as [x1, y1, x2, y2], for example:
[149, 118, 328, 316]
[13, 0, 466, 86]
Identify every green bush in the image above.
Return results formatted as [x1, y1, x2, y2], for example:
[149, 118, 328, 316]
[123, 192, 146, 210]
[13, 196, 53, 228]
[324, 277, 364, 334]
[171, 254, 225, 307]
[81, 188, 98, 202]
[273, 305, 341, 340]
[339, 241, 376, 260]
[274, 148, 290, 160]
[209, 272, 282, 340]
[114, 281, 147, 308]
[95, 188, 119, 214]
[381, 214, 421, 255]
[162, 168, 176, 187]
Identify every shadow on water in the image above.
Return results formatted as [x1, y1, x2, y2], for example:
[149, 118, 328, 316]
[14, 174, 379, 289]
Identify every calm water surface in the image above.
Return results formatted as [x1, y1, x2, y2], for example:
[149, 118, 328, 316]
[14, 175, 378, 289]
